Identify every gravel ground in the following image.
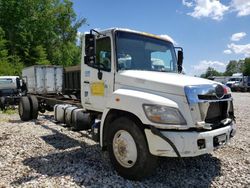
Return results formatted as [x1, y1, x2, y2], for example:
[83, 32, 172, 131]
[0, 92, 249, 187]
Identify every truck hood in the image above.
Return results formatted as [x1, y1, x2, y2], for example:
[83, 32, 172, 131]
[227, 81, 239, 84]
[115, 70, 216, 96]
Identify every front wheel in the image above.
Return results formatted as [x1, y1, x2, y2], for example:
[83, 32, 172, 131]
[107, 117, 157, 180]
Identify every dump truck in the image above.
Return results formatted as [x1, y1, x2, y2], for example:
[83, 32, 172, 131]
[18, 28, 236, 180]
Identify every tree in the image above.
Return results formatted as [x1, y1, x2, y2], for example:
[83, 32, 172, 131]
[0, 27, 23, 75]
[224, 60, 237, 76]
[224, 60, 244, 76]
[0, 26, 10, 75]
[200, 67, 223, 78]
[243, 58, 250, 76]
[0, 27, 8, 60]
[0, 0, 85, 69]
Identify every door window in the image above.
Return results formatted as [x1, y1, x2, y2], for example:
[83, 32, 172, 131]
[88, 37, 111, 72]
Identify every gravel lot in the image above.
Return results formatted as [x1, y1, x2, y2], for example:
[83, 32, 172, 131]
[0, 92, 249, 187]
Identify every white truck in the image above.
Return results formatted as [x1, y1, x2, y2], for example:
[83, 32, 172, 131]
[226, 73, 250, 92]
[226, 73, 243, 91]
[19, 28, 236, 180]
[0, 76, 25, 110]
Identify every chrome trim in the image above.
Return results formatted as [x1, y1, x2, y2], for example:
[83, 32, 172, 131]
[185, 84, 234, 130]
[196, 118, 233, 130]
[184, 84, 232, 105]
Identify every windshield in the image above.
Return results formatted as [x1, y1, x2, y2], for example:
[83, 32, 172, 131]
[229, 78, 242, 81]
[116, 31, 177, 72]
[0, 78, 13, 84]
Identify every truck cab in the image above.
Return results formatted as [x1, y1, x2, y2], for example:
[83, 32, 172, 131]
[226, 73, 243, 90]
[82, 28, 236, 179]
[0, 76, 23, 110]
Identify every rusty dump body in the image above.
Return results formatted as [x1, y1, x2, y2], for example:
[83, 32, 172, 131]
[63, 65, 81, 99]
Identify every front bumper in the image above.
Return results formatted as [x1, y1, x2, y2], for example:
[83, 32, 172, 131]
[144, 122, 236, 157]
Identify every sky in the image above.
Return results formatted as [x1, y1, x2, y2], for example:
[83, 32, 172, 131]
[71, 0, 250, 76]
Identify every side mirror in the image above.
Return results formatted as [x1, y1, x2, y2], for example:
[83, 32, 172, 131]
[85, 33, 96, 65]
[16, 77, 21, 89]
[177, 50, 183, 73]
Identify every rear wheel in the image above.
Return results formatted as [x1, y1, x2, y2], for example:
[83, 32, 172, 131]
[29, 95, 39, 119]
[0, 97, 6, 110]
[107, 117, 157, 180]
[19, 96, 31, 121]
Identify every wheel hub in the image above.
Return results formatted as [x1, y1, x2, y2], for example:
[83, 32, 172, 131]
[113, 130, 137, 168]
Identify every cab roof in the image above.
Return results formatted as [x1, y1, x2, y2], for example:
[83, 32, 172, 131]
[93, 28, 174, 44]
[0, 76, 19, 79]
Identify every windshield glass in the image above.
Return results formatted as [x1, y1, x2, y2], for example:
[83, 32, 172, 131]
[0, 78, 13, 84]
[229, 78, 242, 81]
[116, 31, 177, 72]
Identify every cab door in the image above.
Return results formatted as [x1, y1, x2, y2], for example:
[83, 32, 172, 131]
[82, 34, 114, 112]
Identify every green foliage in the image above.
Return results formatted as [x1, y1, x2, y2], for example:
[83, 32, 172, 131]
[243, 58, 250, 76]
[0, 27, 8, 58]
[200, 67, 223, 78]
[200, 58, 250, 78]
[2, 108, 17, 115]
[0, 26, 23, 76]
[0, 55, 24, 76]
[224, 60, 237, 76]
[32, 45, 50, 65]
[0, 0, 85, 75]
[224, 60, 244, 76]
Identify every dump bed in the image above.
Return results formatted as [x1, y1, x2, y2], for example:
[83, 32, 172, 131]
[63, 65, 81, 99]
[22, 65, 63, 94]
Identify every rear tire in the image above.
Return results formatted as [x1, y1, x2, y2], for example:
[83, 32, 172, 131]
[107, 117, 157, 180]
[29, 95, 39, 119]
[0, 97, 6, 111]
[19, 96, 31, 121]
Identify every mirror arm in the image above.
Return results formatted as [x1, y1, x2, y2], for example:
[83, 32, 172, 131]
[89, 29, 104, 80]
[175, 47, 183, 51]
[175, 47, 184, 73]
[97, 62, 102, 80]
[86, 29, 104, 80]
[90, 29, 106, 37]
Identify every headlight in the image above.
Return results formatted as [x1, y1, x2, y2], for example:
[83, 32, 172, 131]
[234, 83, 239, 86]
[143, 104, 186, 125]
[225, 86, 231, 94]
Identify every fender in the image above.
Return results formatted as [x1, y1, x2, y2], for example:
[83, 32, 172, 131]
[100, 88, 179, 147]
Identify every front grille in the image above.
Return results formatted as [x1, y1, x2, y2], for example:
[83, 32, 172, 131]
[205, 101, 229, 129]
[198, 94, 231, 100]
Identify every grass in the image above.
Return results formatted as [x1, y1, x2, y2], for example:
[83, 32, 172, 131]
[0, 108, 17, 115]
[0, 108, 17, 123]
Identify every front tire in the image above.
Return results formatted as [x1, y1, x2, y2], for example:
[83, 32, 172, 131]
[107, 117, 157, 180]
